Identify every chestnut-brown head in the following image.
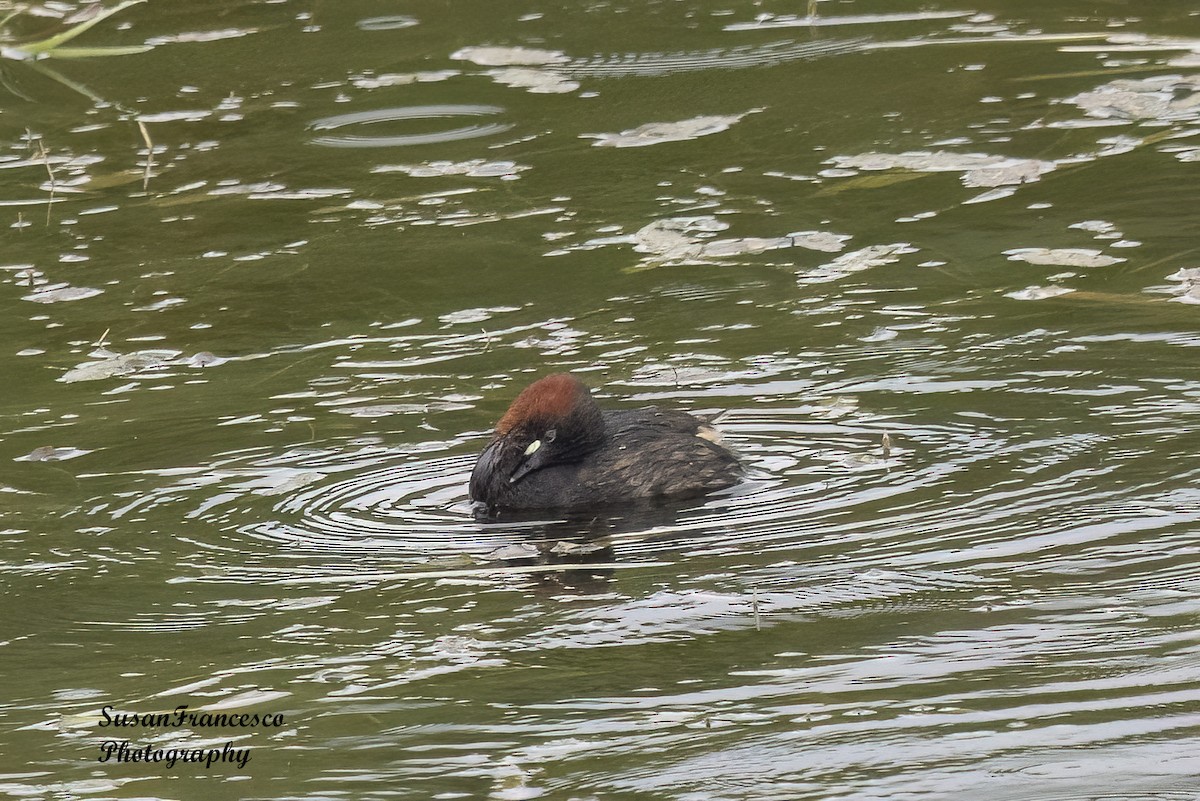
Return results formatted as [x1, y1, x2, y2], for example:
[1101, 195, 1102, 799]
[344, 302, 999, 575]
[496, 373, 590, 434]
[471, 374, 607, 499]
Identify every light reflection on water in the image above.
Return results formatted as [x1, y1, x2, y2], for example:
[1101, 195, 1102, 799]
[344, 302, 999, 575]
[1, 0, 1199, 799]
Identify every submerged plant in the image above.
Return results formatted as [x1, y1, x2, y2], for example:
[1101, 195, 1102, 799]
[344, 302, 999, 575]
[1, 3, 158, 189]
[1, 1, 149, 61]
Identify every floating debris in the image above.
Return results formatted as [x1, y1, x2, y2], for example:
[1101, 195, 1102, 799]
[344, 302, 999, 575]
[484, 67, 579, 94]
[828, 150, 1055, 188]
[1172, 286, 1200, 305]
[133, 297, 186, 312]
[450, 46, 569, 67]
[831, 151, 993, 173]
[549, 539, 610, 557]
[962, 158, 1056, 188]
[582, 110, 760, 148]
[1067, 74, 1200, 122]
[812, 396, 860, 419]
[597, 215, 849, 266]
[439, 306, 521, 324]
[1069, 219, 1118, 236]
[60, 350, 177, 383]
[1004, 248, 1126, 267]
[548, 216, 847, 265]
[1005, 285, 1076, 300]
[1166, 267, 1200, 283]
[15, 446, 92, 462]
[59, 349, 222, 383]
[840, 452, 889, 470]
[861, 327, 899, 342]
[786, 231, 852, 253]
[487, 542, 541, 561]
[699, 236, 805, 258]
[447, 46, 581, 94]
[1165, 266, 1200, 304]
[374, 160, 529, 179]
[799, 243, 917, 284]
[187, 351, 226, 368]
[351, 70, 458, 89]
[234, 469, 327, 497]
[633, 215, 725, 261]
[21, 284, 104, 303]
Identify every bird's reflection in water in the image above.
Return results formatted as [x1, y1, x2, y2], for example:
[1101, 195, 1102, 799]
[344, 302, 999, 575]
[476, 503, 698, 594]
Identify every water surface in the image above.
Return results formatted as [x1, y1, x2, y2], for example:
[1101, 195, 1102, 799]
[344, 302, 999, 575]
[1, 1, 1198, 798]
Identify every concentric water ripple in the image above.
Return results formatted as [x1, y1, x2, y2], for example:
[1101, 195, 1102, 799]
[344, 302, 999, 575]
[356, 15, 419, 31]
[309, 105, 512, 148]
[561, 38, 870, 77]
[79, 376, 1199, 608]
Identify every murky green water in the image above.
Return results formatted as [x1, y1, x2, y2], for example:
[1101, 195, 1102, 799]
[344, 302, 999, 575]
[2, 1, 1199, 798]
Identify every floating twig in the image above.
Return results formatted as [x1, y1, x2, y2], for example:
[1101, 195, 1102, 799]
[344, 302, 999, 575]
[136, 117, 153, 190]
[37, 138, 54, 224]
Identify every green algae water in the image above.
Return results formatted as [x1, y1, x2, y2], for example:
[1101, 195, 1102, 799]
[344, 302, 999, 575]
[1, 1, 1198, 798]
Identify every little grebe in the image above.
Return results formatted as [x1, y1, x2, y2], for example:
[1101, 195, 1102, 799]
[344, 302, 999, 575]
[469, 373, 740, 513]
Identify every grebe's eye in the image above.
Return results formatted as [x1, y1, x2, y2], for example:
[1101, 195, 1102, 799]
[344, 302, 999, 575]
[544, 428, 557, 443]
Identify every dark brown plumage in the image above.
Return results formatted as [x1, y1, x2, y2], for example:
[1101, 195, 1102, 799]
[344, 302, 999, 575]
[469, 373, 740, 514]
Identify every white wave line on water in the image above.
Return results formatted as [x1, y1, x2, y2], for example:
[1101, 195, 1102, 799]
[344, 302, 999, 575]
[723, 10, 974, 31]
[860, 32, 1114, 50]
[168, 559, 674, 586]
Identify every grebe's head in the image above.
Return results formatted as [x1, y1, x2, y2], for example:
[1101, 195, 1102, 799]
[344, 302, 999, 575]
[475, 374, 606, 489]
